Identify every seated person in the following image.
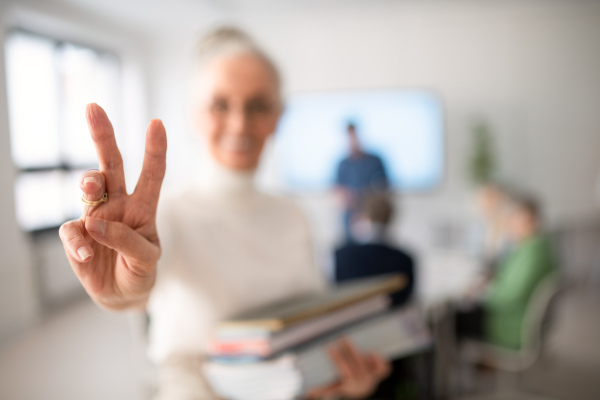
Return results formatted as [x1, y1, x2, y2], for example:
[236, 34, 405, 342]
[335, 194, 422, 399]
[474, 182, 511, 272]
[463, 183, 512, 305]
[335, 193, 415, 307]
[456, 193, 558, 350]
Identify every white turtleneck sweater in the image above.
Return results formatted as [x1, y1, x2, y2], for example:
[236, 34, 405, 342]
[146, 164, 326, 364]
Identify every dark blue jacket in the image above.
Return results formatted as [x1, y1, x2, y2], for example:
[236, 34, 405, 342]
[334, 243, 415, 307]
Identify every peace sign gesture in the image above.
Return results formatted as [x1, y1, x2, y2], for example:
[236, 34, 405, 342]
[59, 104, 167, 310]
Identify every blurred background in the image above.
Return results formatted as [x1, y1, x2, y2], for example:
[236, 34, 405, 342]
[0, 0, 599, 399]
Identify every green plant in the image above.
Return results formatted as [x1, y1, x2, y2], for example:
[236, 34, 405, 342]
[468, 121, 496, 186]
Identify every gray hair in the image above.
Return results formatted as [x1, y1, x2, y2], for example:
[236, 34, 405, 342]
[195, 27, 281, 91]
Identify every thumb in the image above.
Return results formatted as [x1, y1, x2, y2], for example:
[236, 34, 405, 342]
[85, 216, 159, 267]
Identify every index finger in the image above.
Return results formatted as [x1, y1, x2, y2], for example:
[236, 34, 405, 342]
[327, 344, 355, 380]
[86, 103, 126, 194]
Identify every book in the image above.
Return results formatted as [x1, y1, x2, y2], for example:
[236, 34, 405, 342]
[208, 295, 390, 358]
[217, 273, 406, 332]
[203, 307, 431, 400]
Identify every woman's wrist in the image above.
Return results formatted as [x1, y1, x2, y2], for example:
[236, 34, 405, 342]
[92, 291, 151, 311]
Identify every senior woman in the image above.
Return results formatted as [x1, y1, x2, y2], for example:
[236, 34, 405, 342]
[58, 28, 390, 399]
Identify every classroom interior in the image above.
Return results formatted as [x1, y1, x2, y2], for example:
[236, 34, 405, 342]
[1, 0, 600, 399]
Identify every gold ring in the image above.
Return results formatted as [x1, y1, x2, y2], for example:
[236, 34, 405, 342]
[81, 192, 108, 207]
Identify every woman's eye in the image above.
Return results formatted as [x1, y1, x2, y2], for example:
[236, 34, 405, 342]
[211, 100, 228, 113]
[246, 100, 270, 115]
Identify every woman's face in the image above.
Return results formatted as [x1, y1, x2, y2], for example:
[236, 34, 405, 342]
[507, 205, 536, 242]
[194, 53, 281, 170]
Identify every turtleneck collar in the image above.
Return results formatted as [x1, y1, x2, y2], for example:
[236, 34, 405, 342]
[196, 157, 257, 199]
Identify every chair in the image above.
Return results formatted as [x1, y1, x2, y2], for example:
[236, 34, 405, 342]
[459, 273, 562, 399]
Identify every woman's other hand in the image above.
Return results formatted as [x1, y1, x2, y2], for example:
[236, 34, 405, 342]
[58, 103, 167, 311]
[306, 338, 391, 400]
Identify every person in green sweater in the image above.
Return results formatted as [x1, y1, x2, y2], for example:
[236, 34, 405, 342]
[457, 193, 557, 350]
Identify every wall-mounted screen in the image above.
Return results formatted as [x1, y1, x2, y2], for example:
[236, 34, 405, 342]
[273, 90, 444, 192]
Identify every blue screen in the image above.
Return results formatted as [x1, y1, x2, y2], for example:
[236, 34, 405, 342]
[273, 89, 444, 191]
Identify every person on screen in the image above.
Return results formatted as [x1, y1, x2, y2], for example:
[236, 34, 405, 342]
[456, 193, 558, 350]
[335, 123, 389, 241]
[58, 27, 390, 400]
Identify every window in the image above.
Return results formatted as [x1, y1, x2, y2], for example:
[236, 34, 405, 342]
[5, 30, 121, 231]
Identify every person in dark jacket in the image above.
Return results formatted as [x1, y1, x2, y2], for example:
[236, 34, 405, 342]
[335, 193, 424, 399]
[334, 193, 415, 307]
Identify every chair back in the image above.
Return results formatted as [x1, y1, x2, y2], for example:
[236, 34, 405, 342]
[520, 273, 561, 359]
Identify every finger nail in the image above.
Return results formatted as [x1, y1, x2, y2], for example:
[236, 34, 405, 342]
[87, 217, 106, 235]
[77, 246, 93, 261]
[83, 176, 101, 189]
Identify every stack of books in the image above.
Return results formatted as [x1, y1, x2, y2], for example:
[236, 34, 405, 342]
[203, 275, 431, 400]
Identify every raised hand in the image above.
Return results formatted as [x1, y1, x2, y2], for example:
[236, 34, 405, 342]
[59, 104, 167, 310]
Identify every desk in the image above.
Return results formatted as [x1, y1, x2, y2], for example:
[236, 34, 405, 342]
[417, 250, 481, 310]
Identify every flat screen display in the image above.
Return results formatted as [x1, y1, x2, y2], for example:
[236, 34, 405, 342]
[273, 90, 444, 192]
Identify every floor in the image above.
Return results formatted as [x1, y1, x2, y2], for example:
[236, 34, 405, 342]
[1, 288, 599, 400]
[454, 288, 600, 400]
[0, 300, 150, 400]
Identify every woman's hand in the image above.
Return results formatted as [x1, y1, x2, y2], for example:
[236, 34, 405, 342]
[306, 338, 391, 400]
[58, 104, 167, 311]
